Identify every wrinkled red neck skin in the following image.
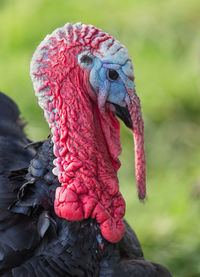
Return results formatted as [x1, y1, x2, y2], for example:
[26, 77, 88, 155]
[36, 36, 125, 243]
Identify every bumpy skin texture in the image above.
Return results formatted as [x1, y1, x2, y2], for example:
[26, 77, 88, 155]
[0, 92, 172, 276]
[31, 23, 146, 242]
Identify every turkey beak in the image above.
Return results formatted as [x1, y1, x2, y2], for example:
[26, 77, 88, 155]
[113, 104, 132, 129]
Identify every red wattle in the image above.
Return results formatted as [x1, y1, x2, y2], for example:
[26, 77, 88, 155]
[100, 218, 125, 243]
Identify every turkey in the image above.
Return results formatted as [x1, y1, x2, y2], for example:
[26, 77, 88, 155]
[0, 23, 172, 276]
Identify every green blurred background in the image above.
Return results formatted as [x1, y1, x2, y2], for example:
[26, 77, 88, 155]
[0, 0, 200, 276]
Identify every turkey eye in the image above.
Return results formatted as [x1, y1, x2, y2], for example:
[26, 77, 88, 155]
[108, 69, 119, 81]
[80, 55, 93, 64]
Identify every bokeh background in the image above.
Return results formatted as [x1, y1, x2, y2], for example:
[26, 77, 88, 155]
[0, 0, 200, 276]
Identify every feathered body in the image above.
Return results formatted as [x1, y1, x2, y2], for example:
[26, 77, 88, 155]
[0, 23, 172, 276]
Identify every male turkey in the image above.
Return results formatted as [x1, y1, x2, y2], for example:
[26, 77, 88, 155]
[0, 23, 172, 276]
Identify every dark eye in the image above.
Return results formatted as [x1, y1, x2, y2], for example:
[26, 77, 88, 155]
[108, 69, 119, 81]
[80, 55, 93, 64]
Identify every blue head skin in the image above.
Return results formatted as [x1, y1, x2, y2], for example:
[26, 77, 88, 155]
[78, 47, 135, 125]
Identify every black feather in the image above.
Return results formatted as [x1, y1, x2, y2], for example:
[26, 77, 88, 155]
[0, 92, 26, 138]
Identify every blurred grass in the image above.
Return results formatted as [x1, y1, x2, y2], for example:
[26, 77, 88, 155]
[0, 0, 200, 276]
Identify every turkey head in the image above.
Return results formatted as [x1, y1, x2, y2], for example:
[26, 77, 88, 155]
[30, 23, 146, 243]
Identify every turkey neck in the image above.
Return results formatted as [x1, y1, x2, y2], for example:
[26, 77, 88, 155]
[54, 95, 120, 194]
[51, 84, 125, 243]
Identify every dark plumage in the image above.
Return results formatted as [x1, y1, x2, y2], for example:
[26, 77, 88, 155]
[0, 92, 172, 276]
